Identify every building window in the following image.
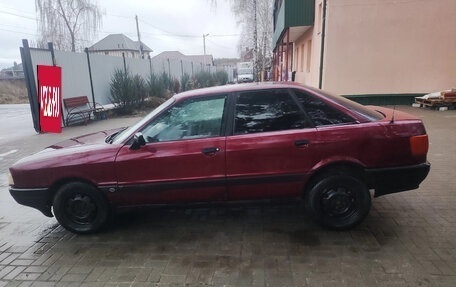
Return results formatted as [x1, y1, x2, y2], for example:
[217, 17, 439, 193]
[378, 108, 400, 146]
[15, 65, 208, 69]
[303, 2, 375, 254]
[301, 44, 305, 72]
[296, 46, 300, 72]
[306, 40, 312, 73]
[317, 2, 323, 34]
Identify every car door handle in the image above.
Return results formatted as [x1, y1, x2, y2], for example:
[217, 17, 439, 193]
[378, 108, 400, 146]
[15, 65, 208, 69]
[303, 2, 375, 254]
[202, 147, 220, 155]
[294, 139, 310, 147]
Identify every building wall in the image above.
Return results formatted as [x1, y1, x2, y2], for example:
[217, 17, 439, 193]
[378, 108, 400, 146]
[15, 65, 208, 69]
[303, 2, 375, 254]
[322, 0, 456, 95]
[293, 0, 324, 87]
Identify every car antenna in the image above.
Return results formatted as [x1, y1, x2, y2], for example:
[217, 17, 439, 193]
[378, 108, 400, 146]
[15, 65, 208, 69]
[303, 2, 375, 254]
[390, 105, 396, 124]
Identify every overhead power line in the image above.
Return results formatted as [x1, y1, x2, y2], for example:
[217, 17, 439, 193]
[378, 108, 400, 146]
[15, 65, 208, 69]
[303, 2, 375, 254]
[139, 18, 200, 38]
[209, 34, 240, 37]
[206, 38, 235, 50]
[0, 9, 37, 21]
[139, 18, 240, 38]
[94, 13, 241, 39]
[0, 28, 37, 36]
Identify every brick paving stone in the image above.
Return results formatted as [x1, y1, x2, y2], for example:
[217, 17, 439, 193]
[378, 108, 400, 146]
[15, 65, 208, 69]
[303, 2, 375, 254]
[10, 260, 34, 267]
[59, 273, 88, 283]
[3, 267, 25, 281]
[158, 274, 186, 284]
[29, 282, 57, 287]
[0, 267, 15, 280]
[48, 267, 71, 282]
[12, 273, 40, 282]
[0, 254, 20, 266]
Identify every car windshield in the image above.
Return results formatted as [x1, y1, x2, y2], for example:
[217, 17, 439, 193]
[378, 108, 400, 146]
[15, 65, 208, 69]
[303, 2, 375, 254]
[111, 97, 175, 144]
[305, 86, 384, 121]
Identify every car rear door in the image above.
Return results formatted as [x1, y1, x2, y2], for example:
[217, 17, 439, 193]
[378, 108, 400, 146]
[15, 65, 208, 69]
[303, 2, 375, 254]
[225, 89, 320, 200]
[113, 95, 227, 205]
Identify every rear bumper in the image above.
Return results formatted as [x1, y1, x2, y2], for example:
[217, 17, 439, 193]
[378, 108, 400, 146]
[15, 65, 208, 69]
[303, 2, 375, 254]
[366, 162, 431, 197]
[9, 187, 53, 217]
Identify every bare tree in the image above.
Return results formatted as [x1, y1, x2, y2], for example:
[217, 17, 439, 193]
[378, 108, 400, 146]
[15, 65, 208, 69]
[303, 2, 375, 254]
[36, 0, 102, 52]
[214, 0, 273, 81]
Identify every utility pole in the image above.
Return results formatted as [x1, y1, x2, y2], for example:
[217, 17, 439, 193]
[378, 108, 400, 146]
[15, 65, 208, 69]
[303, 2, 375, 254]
[253, 0, 258, 82]
[203, 33, 209, 69]
[262, 31, 267, 80]
[135, 15, 143, 58]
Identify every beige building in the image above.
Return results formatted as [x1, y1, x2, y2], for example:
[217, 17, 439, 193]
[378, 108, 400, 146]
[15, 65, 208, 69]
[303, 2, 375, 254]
[273, 0, 456, 104]
[88, 34, 152, 59]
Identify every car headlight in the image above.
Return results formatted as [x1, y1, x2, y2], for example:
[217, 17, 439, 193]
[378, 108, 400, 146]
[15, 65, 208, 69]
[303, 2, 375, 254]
[8, 172, 14, 186]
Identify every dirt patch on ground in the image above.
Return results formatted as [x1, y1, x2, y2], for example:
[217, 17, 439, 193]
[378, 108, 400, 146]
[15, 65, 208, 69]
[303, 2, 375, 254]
[0, 79, 28, 104]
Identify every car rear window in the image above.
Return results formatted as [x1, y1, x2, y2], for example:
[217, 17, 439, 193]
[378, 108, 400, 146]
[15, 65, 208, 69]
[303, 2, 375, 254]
[294, 91, 356, 126]
[299, 87, 385, 121]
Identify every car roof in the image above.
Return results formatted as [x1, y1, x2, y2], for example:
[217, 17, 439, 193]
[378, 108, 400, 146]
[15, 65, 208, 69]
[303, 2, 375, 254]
[173, 81, 309, 101]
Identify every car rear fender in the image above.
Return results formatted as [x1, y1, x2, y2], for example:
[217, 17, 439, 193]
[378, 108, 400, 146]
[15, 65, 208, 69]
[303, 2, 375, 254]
[304, 160, 368, 194]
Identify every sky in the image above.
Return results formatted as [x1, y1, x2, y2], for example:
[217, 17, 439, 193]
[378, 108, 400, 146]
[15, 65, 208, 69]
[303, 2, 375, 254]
[0, 0, 242, 69]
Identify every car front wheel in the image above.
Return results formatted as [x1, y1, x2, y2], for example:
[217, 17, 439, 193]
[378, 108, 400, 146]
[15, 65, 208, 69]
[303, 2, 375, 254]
[305, 173, 371, 230]
[53, 182, 109, 234]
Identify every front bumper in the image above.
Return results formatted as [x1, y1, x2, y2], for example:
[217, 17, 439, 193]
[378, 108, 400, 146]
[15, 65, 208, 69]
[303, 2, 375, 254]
[366, 162, 431, 197]
[9, 187, 53, 217]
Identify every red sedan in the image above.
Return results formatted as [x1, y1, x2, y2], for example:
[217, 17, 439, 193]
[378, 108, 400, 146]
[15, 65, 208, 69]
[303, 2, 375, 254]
[8, 82, 430, 233]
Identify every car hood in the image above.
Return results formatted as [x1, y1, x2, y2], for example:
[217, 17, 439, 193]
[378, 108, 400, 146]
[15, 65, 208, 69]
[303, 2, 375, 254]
[48, 128, 125, 149]
[10, 128, 126, 172]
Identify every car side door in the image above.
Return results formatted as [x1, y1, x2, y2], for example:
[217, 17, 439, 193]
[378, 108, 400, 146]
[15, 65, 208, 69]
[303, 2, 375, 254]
[113, 95, 227, 205]
[225, 89, 320, 200]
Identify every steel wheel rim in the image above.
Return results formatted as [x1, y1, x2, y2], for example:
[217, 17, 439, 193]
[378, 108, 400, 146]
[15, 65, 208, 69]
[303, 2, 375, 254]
[65, 193, 97, 225]
[321, 186, 356, 217]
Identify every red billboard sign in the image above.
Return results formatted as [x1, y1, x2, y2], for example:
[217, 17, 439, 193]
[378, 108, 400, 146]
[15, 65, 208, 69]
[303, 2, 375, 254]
[37, 65, 62, 133]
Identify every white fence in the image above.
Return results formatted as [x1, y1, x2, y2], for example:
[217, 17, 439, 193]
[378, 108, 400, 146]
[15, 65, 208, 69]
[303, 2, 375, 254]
[26, 43, 233, 106]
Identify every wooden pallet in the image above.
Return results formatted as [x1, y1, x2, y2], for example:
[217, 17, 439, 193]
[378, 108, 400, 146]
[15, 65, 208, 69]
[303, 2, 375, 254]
[415, 97, 456, 109]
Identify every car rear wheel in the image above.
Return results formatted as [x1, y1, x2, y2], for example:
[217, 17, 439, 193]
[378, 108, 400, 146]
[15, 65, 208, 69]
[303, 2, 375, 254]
[53, 182, 109, 234]
[305, 173, 371, 230]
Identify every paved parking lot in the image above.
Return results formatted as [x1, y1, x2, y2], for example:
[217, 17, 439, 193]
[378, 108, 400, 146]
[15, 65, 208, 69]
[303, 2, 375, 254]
[0, 106, 455, 287]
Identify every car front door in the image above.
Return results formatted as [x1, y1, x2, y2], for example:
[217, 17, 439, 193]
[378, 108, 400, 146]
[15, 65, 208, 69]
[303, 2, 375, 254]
[113, 95, 227, 205]
[226, 89, 320, 200]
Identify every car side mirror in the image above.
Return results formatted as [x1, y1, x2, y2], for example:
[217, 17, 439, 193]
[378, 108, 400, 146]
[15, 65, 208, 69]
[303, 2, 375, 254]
[130, 132, 146, 150]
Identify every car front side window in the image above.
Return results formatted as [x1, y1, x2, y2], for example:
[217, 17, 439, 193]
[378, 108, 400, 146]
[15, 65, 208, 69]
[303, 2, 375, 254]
[140, 95, 226, 142]
[234, 90, 310, 135]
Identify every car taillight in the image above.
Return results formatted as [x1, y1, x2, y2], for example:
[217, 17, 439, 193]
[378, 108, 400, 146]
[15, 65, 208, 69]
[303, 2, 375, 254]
[410, 134, 429, 157]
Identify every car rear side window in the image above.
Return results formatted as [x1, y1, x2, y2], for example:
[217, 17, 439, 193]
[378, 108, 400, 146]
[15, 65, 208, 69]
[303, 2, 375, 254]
[234, 90, 310, 135]
[294, 91, 356, 126]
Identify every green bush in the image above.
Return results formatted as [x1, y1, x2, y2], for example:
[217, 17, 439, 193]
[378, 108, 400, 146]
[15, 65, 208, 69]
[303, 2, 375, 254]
[195, 71, 214, 88]
[172, 78, 180, 94]
[180, 73, 190, 92]
[159, 72, 172, 91]
[132, 75, 147, 105]
[110, 69, 230, 114]
[147, 73, 165, 98]
[110, 69, 136, 113]
[214, 70, 228, 85]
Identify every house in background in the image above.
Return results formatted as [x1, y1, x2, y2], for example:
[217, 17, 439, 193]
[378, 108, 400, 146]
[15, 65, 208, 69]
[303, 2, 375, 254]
[240, 48, 254, 62]
[0, 62, 24, 79]
[88, 34, 152, 59]
[273, 0, 456, 104]
[153, 51, 214, 67]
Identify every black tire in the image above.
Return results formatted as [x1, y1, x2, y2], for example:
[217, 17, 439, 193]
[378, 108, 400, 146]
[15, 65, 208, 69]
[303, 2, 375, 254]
[305, 173, 371, 230]
[52, 182, 109, 234]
